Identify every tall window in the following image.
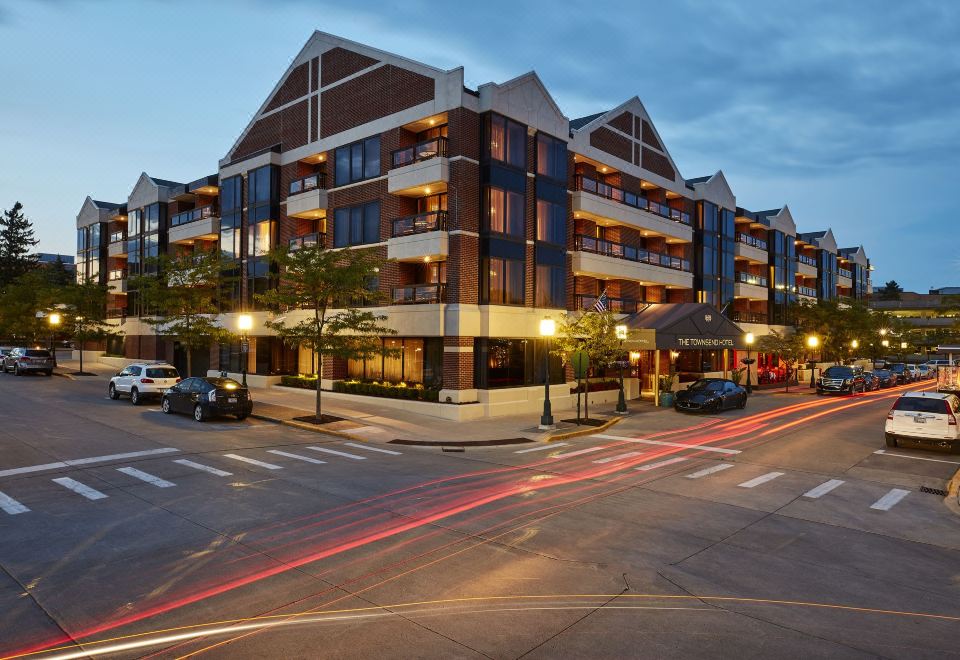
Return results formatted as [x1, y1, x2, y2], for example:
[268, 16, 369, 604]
[536, 133, 567, 180]
[486, 114, 526, 168]
[483, 256, 524, 305]
[535, 263, 565, 308]
[484, 186, 524, 237]
[247, 166, 278, 306]
[333, 201, 381, 247]
[335, 135, 380, 186]
[536, 200, 565, 245]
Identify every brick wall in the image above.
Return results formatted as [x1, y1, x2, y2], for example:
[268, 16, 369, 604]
[641, 119, 662, 150]
[608, 111, 633, 135]
[589, 126, 632, 163]
[265, 62, 309, 112]
[321, 47, 379, 87]
[442, 336, 473, 390]
[641, 146, 675, 182]
[320, 65, 434, 138]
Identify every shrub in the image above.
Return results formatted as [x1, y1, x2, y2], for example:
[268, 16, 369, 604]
[281, 375, 318, 390]
[569, 379, 621, 394]
[328, 379, 441, 402]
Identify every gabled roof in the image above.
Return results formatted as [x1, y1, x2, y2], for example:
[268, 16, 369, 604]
[478, 70, 568, 139]
[128, 172, 182, 210]
[839, 245, 869, 266]
[798, 228, 838, 253]
[686, 171, 736, 210]
[148, 176, 183, 189]
[570, 112, 606, 130]
[90, 199, 122, 210]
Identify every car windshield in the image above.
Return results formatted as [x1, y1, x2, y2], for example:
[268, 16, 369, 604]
[874, 370, 890, 377]
[25, 350, 51, 357]
[823, 367, 854, 378]
[688, 380, 723, 392]
[146, 367, 179, 378]
[207, 378, 243, 389]
[893, 397, 950, 414]
[889, 364, 906, 372]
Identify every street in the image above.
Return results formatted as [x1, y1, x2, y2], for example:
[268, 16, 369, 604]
[1, 374, 959, 659]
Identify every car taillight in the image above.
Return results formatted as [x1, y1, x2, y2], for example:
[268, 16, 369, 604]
[176, 378, 182, 383]
[886, 410, 894, 420]
[140, 378, 154, 383]
[20, 357, 30, 363]
[949, 413, 957, 426]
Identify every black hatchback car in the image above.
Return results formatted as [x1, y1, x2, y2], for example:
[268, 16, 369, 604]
[674, 378, 747, 413]
[161, 376, 252, 422]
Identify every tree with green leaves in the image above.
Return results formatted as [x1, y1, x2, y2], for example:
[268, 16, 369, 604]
[0, 202, 39, 290]
[64, 277, 116, 375]
[0, 269, 59, 342]
[256, 244, 397, 422]
[877, 280, 903, 301]
[756, 330, 805, 392]
[131, 249, 234, 377]
[551, 309, 622, 419]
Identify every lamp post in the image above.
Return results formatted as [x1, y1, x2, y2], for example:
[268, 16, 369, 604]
[615, 324, 628, 414]
[539, 318, 556, 430]
[806, 335, 819, 388]
[900, 340, 908, 362]
[237, 313, 253, 387]
[48, 312, 61, 367]
[743, 332, 755, 394]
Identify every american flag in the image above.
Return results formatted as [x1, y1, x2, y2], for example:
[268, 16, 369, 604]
[592, 289, 608, 313]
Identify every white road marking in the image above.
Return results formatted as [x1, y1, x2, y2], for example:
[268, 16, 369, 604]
[593, 451, 644, 464]
[803, 479, 845, 499]
[267, 450, 327, 465]
[173, 459, 232, 477]
[550, 446, 606, 459]
[52, 477, 108, 500]
[636, 457, 689, 471]
[346, 426, 386, 434]
[223, 454, 283, 470]
[0, 491, 29, 515]
[515, 442, 569, 454]
[0, 448, 179, 479]
[737, 472, 784, 488]
[117, 467, 175, 488]
[343, 442, 402, 455]
[870, 488, 911, 511]
[306, 446, 366, 460]
[592, 434, 741, 455]
[686, 463, 734, 479]
[873, 450, 960, 465]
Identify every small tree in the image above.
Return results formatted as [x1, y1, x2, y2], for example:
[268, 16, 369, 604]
[0, 202, 39, 290]
[65, 277, 116, 375]
[0, 270, 56, 342]
[756, 330, 805, 392]
[256, 244, 397, 422]
[877, 280, 903, 301]
[552, 309, 622, 419]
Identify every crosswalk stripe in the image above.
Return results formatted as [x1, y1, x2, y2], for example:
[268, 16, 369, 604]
[117, 467, 176, 488]
[52, 477, 108, 500]
[343, 442, 402, 456]
[870, 488, 910, 511]
[306, 446, 366, 460]
[803, 479, 845, 499]
[550, 446, 605, 459]
[223, 454, 283, 470]
[267, 450, 327, 465]
[0, 491, 29, 515]
[635, 457, 688, 472]
[173, 459, 232, 477]
[515, 442, 569, 454]
[686, 463, 734, 479]
[593, 451, 644, 464]
[737, 472, 784, 488]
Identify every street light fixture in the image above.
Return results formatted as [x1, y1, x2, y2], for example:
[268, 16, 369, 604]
[539, 318, 556, 430]
[881, 339, 890, 348]
[743, 332, 755, 394]
[806, 335, 819, 388]
[48, 312, 61, 366]
[237, 313, 253, 387]
[615, 324, 628, 414]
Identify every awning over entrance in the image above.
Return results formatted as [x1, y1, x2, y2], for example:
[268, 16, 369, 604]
[620, 303, 749, 351]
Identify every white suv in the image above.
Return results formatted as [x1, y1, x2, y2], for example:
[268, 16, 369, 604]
[109, 363, 181, 405]
[885, 391, 960, 452]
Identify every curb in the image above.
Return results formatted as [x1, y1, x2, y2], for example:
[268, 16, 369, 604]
[52, 371, 77, 381]
[547, 415, 624, 442]
[945, 464, 960, 517]
[250, 413, 359, 440]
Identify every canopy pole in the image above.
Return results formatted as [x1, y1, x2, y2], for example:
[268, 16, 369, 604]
[723, 349, 728, 379]
[654, 349, 661, 406]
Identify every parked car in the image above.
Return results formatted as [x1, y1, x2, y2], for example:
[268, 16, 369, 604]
[906, 364, 922, 381]
[0, 347, 12, 363]
[862, 372, 882, 391]
[885, 391, 960, 452]
[817, 365, 866, 395]
[887, 363, 913, 384]
[926, 360, 953, 370]
[917, 364, 934, 380]
[2, 348, 54, 376]
[161, 376, 253, 422]
[108, 363, 181, 405]
[871, 368, 898, 388]
[674, 378, 747, 413]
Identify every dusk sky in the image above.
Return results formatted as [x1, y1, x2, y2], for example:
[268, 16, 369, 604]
[0, 0, 955, 292]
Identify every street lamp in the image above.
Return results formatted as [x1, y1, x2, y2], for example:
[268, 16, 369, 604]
[615, 324, 628, 414]
[806, 335, 819, 388]
[237, 313, 253, 387]
[743, 332, 755, 394]
[48, 312, 61, 366]
[539, 317, 556, 430]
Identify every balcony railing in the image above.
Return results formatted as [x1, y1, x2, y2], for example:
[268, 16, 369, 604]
[797, 285, 817, 297]
[107, 269, 126, 281]
[392, 283, 445, 304]
[735, 271, 768, 287]
[797, 254, 816, 267]
[730, 311, 768, 324]
[574, 235, 691, 272]
[289, 173, 325, 195]
[392, 210, 448, 237]
[171, 204, 217, 227]
[391, 136, 448, 168]
[574, 294, 641, 314]
[288, 232, 325, 251]
[736, 233, 768, 251]
[574, 175, 692, 226]
[838, 268, 852, 279]
[109, 231, 126, 244]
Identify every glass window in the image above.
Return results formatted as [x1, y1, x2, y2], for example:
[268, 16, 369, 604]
[335, 146, 351, 187]
[128, 209, 141, 235]
[487, 114, 526, 168]
[333, 202, 380, 247]
[363, 201, 380, 243]
[536, 133, 566, 180]
[485, 187, 524, 237]
[77, 229, 86, 251]
[485, 257, 524, 305]
[536, 200, 566, 245]
[335, 135, 380, 186]
[90, 223, 100, 245]
[351, 142, 363, 181]
[251, 166, 272, 203]
[383, 338, 403, 382]
[536, 263, 565, 308]
[334, 208, 349, 248]
[248, 221, 273, 257]
[402, 339, 424, 383]
[363, 137, 380, 179]
[222, 176, 242, 211]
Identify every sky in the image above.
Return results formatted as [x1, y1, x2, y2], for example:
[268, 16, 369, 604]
[0, 0, 956, 292]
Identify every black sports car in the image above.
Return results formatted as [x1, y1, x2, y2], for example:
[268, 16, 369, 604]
[674, 378, 747, 413]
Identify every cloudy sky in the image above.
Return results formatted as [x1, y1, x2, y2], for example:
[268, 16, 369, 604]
[0, 0, 955, 291]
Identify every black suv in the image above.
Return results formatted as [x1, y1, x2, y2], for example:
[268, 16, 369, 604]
[817, 365, 866, 395]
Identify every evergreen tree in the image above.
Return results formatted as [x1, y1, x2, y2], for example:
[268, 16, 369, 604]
[0, 202, 39, 290]
[877, 280, 903, 301]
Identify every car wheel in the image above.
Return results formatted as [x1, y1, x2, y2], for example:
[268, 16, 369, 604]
[711, 400, 722, 414]
[885, 433, 898, 448]
[109, 383, 119, 400]
[236, 413, 248, 421]
[193, 404, 206, 423]
[738, 394, 747, 409]
[161, 397, 172, 414]
[130, 388, 141, 406]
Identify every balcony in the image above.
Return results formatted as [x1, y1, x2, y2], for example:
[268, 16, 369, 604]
[108, 236, 128, 258]
[168, 204, 219, 245]
[572, 235, 693, 289]
[797, 285, 817, 298]
[388, 137, 449, 196]
[107, 270, 127, 294]
[391, 283, 445, 305]
[734, 272, 768, 300]
[730, 311, 768, 324]
[838, 268, 852, 279]
[288, 232, 325, 251]
[572, 176, 693, 243]
[388, 211, 449, 262]
[735, 271, 768, 287]
[575, 294, 641, 314]
[736, 233, 768, 251]
[286, 174, 328, 219]
[734, 232, 768, 264]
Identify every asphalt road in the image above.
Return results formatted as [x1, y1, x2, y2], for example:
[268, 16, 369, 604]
[0, 373, 958, 659]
